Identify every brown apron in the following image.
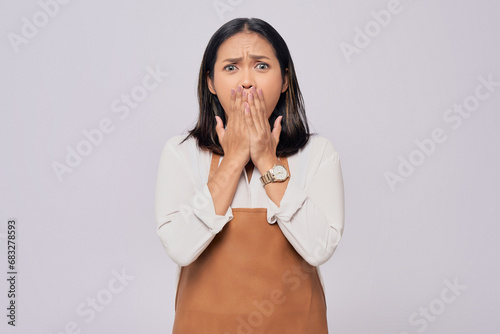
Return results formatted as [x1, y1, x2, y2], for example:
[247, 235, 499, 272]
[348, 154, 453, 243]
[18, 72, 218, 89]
[172, 153, 328, 333]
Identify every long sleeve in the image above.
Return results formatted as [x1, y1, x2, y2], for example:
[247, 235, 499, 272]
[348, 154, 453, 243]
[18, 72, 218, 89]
[265, 136, 345, 266]
[155, 136, 233, 267]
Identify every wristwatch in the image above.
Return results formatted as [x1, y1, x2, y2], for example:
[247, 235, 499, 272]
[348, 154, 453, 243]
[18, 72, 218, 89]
[260, 164, 289, 186]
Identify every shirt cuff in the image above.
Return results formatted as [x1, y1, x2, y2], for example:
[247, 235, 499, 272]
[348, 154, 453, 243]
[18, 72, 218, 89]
[266, 178, 307, 224]
[190, 184, 233, 234]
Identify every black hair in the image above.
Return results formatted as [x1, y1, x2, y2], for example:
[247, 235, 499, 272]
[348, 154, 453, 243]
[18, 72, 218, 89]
[182, 17, 310, 157]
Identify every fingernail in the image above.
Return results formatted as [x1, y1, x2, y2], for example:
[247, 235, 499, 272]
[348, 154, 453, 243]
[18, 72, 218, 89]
[258, 88, 263, 96]
[251, 87, 256, 93]
[242, 90, 247, 97]
[237, 86, 242, 93]
[248, 93, 253, 100]
[231, 89, 235, 96]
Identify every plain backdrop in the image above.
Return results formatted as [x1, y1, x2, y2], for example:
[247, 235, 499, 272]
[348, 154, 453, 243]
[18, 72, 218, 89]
[1, 0, 499, 333]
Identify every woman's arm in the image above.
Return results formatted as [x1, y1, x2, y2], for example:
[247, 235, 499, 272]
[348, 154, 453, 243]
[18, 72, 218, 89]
[155, 136, 234, 267]
[156, 88, 253, 266]
[209, 86, 251, 215]
[266, 136, 345, 266]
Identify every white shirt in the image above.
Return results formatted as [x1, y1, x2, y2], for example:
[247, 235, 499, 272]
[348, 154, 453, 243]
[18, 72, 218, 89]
[155, 134, 345, 290]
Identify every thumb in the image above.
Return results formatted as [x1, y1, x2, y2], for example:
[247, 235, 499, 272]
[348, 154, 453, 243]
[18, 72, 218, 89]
[271, 115, 283, 144]
[215, 116, 225, 140]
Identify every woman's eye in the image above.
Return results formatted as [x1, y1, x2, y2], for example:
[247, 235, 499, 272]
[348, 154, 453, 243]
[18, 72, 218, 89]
[256, 63, 269, 70]
[224, 65, 237, 71]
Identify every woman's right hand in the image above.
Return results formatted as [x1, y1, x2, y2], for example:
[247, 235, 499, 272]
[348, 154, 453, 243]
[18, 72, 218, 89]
[215, 86, 250, 167]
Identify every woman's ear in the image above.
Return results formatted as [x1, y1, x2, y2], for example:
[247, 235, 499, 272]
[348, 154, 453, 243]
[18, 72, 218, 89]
[207, 73, 216, 95]
[281, 68, 289, 93]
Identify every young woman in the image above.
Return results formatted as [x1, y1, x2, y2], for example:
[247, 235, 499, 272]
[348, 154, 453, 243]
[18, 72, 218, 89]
[155, 17, 345, 333]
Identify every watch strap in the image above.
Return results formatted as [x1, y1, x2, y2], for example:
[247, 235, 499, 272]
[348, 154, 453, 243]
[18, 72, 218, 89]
[260, 170, 275, 186]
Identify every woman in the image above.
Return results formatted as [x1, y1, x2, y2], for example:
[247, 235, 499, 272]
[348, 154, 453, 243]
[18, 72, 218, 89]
[155, 18, 344, 333]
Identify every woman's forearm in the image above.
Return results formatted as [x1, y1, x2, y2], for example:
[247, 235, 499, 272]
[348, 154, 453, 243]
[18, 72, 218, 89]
[207, 156, 245, 215]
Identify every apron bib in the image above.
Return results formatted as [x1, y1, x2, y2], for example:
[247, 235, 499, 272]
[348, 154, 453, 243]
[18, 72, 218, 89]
[172, 153, 328, 333]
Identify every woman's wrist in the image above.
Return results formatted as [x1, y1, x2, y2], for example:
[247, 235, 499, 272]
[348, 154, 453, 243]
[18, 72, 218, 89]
[255, 154, 281, 175]
[219, 153, 248, 173]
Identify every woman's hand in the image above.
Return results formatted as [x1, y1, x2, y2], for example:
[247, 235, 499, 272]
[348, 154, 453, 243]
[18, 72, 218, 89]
[244, 87, 283, 174]
[215, 86, 250, 168]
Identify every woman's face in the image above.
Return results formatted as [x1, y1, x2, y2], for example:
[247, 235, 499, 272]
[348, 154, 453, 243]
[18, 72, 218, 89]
[208, 32, 288, 119]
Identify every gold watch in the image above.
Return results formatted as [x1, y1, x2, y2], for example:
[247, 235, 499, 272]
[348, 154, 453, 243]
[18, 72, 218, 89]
[260, 164, 289, 186]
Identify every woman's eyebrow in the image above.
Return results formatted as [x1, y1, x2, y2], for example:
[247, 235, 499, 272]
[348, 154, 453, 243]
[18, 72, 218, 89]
[222, 55, 271, 63]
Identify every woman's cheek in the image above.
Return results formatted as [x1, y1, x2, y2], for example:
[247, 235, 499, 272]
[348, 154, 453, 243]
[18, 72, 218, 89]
[265, 88, 282, 112]
[218, 93, 231, 114]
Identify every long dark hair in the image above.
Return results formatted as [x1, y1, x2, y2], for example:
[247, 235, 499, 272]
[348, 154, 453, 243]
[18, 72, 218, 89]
[182, 17, 310, 157]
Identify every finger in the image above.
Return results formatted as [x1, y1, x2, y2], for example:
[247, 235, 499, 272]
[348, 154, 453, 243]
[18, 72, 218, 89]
[249, 88, 265, 130]
[248, 91, 267, 134]
[242, 89, 248, 106]
[271, 115, 283, 144]
[215, 115, 225, 141]
[250, 87, 261, 110]
[257, 88, 268, 118]
[229, 87, 241, 123]
[239, 90, 248, 126]
[235, 88, 248, 127]
[256, 88, 269, 130]
[229, 88, 236, 108]
[234, 85, 243, 115]
[243, 102, 257, 135]
[225, 88, 234, 122]
[247, 91, 256, 118]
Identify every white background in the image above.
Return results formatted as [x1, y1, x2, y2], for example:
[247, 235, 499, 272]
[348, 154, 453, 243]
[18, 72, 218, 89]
[1, 0, 499, 333]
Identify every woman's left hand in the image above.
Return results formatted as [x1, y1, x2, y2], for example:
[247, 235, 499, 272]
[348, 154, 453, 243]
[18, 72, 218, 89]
[244, 87, 283, 174]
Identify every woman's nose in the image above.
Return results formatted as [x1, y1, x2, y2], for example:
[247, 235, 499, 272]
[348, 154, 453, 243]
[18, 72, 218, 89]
[240, 69, 255, 90]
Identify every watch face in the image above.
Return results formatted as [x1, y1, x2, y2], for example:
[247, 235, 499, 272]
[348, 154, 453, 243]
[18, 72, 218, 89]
[273, 165, 288, 181]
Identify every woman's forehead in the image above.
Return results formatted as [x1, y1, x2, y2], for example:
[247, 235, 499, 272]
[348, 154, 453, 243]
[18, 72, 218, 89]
[217, 32, 276, 60]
